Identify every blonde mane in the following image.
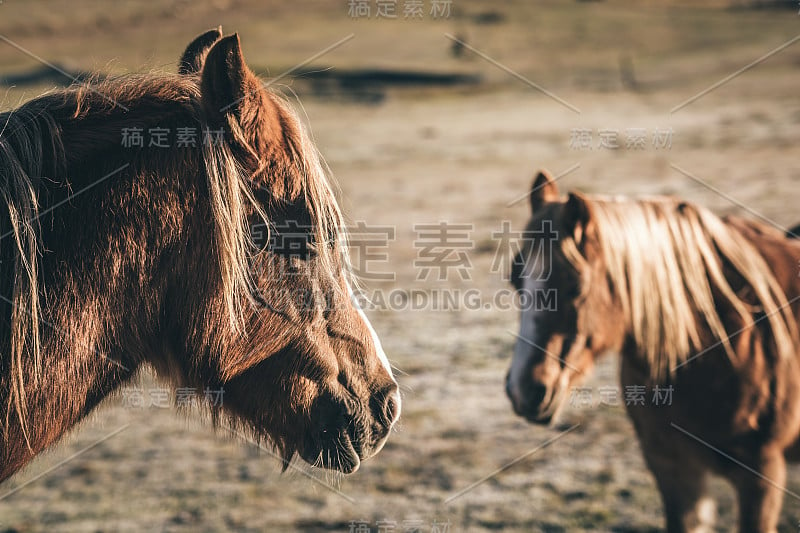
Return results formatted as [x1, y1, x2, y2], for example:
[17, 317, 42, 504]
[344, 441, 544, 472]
[0, 106, 51, 447]
[564, 196, 798, 379]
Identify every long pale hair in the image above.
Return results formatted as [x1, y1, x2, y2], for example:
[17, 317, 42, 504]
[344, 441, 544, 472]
[562, 196, 798, 379]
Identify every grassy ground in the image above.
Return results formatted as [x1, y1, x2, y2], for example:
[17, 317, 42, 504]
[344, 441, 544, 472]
[0, 1, 800, 531]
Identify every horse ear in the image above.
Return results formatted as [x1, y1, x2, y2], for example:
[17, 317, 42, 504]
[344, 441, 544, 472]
[200, 33, 262, 127]
[563, 192, 594, 245]
[179, 27, 223, 75]
[530, 170, 559, 213]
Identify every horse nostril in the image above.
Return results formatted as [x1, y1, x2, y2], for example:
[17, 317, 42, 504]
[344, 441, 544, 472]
[510, 381, 549, 416]
[527, 383, 548, 408]
[381, 386, 400, 427]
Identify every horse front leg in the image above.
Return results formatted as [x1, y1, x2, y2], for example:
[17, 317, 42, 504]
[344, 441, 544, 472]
[643, 449, 717, 533]
[729, 448, 786, 533]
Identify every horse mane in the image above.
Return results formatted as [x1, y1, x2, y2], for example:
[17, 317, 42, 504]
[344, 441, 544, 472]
[0, 101, 59, 445]
[562, 196, 798, 379]
[0, 72, 347, 443]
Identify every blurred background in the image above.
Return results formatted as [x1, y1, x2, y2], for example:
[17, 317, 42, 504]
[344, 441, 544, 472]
[0, 0, 799, 531]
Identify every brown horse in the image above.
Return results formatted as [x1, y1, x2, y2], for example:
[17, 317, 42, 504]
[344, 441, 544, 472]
[506, 170, 800, 532]
[0, 29, 400, 480]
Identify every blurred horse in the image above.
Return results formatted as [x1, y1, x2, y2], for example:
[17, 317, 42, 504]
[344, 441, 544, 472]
[0, 29, 400, 480]
[506, 170, 800, 532]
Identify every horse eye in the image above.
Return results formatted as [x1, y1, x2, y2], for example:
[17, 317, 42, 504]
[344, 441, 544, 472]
[266, 228, 315, 260]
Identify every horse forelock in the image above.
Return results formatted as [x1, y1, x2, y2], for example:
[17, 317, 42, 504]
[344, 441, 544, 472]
[202, 85, 351, 334]
[563, 196, 798, 380]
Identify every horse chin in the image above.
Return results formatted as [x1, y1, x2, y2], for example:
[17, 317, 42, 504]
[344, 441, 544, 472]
[299, 426, 363, 474]
[525, 411, 555, 426]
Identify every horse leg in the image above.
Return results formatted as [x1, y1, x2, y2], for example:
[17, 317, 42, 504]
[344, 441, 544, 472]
[642, 449, 716, 533]
[728, 449, 785, 533]
[786, 439, 800, 462]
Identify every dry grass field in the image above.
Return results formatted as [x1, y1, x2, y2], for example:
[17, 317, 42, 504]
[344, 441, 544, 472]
[0, 1, 799, 531]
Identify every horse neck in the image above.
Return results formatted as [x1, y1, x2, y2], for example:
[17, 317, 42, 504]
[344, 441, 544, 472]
[0, 177, 183, 479]
[0, 167, 183, 481]
[0, 88, 206, 480]
[0, 324, 140, 480]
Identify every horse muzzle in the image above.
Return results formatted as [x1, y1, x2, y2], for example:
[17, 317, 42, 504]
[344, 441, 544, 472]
[300, 384, 400, 473]
[506, 375, 560, 425]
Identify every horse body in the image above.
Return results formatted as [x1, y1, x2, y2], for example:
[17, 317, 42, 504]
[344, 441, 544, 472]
[506, 170, 800, 532]
[0, 30, 400, 481]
